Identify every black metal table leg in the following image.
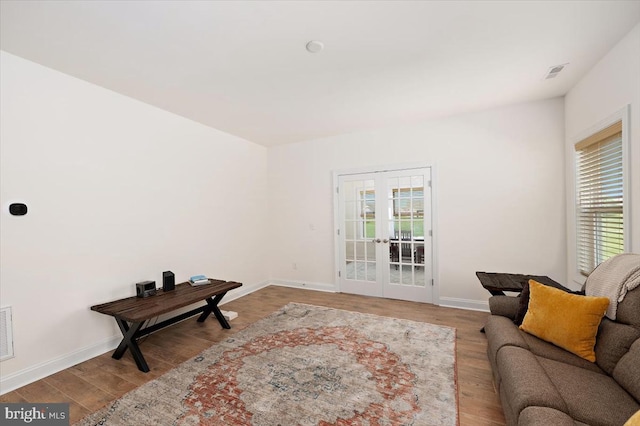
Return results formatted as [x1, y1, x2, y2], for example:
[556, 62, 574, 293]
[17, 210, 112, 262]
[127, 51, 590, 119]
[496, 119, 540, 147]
[112, 318, 150, 372]
[197, 293, 230, 329]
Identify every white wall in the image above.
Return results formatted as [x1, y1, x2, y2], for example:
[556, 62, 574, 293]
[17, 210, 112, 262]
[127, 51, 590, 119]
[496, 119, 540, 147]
[267, 98, 567, 308]
[564, 23, 640, 286]
[0, 52, 269, 387]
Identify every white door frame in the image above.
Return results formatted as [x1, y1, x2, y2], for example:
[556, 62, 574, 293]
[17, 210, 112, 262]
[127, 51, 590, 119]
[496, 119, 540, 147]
[332, 163, 439, 305]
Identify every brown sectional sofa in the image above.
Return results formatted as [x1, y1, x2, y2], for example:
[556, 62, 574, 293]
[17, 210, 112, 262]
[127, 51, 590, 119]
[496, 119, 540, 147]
[484, 284, 640, 426]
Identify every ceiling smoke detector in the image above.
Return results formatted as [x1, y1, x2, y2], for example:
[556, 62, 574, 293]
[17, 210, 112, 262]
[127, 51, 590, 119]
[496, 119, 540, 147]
[544, 63, 568, 80]
[306, 40, 324, 53]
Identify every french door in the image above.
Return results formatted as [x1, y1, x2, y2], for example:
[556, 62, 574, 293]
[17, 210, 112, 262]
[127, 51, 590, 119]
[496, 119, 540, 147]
[336, 167, 433, 303]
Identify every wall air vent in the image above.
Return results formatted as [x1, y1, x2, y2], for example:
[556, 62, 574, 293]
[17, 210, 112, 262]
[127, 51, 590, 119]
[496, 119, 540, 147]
[1, 306, 14, 360]
[544, 63, 568, 80]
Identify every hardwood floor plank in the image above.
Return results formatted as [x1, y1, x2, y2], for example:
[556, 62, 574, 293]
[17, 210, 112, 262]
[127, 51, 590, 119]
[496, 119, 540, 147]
[67, 359, 139, 396]
[43, 370, 113, 412]
[0, 391, 29, 403]
[2, 286, 506, 425]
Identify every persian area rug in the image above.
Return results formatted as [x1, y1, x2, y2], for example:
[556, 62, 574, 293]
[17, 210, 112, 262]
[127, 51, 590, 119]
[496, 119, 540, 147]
[76, 303, 458, 426]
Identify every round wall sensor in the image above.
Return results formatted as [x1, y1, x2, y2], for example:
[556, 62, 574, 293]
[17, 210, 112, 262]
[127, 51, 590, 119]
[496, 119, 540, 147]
[306, 40, 324, 53]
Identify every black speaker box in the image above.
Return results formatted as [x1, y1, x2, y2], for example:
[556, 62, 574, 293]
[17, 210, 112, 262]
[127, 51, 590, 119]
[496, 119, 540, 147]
[163, 271, 175, 292]
[136, 280, 156, 298]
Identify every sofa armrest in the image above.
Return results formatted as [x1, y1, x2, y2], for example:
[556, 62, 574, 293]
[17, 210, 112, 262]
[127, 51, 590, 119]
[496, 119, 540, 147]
[488, 295, 520, 320]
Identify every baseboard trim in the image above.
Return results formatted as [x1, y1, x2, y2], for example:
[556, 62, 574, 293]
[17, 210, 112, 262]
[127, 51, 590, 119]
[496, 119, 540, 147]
[269, 280, 337, 293]
[0, 335, 121, 395]
[219, 280, 271, 305]
[438, 296, 489, 312]
[0, 279, 272, 396]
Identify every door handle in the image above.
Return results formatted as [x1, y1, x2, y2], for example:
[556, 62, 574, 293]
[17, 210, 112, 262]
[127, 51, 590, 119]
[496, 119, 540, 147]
[373, 238, 382, 243]
[382, 239, 389, 243]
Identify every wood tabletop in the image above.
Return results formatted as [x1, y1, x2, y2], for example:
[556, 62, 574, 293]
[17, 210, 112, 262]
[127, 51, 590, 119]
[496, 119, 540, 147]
[475, 272, 568, 293]
[91, 280, 242, 323]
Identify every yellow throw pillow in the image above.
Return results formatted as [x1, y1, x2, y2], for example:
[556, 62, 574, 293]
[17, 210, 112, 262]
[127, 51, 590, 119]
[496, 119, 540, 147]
[625, 410, 640, 426]
[519, 280, 609, 362]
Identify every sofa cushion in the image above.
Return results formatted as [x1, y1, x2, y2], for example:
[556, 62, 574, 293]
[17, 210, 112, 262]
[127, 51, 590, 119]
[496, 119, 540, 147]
[519, 406, 586, 426]
[520, 331, 603, 374]
[496, 346, 569, 417]
[485, 315, 529, 361]
[520, 280, 609, 362]
[595, 318, 640, 375]
[538, 356, 640, 426]
[614, 339, 640, 403]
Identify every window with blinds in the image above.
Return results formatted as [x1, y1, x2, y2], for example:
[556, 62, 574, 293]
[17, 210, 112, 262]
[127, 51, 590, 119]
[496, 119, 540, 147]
[575, 121, 624, 276]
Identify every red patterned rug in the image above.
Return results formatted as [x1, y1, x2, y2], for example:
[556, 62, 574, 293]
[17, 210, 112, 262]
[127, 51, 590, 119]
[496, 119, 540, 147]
[76, 303, 458, 425]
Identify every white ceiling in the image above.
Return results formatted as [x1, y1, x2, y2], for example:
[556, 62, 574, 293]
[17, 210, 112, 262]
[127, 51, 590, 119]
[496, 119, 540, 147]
[2, 1, 639, 147]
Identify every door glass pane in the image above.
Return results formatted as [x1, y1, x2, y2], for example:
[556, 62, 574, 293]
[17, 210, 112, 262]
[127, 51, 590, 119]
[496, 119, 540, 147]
[346, 262, 356, 279]
[345, 221, 356, 239]
[354, 261, 364, 280]
[345, 226, 355, 280]
[414, 243, 424, 265]
[389, 264, 400, 284]
[399, 177, 411, 197]
[401, 265, 413, 285]
[365, 221, 375, 239]
[345, 241, 355, 261]
[412, 175, 424, 190]
[366, 262, 376, 281]
[366, 241, 376, 261]
[414, 242, 425, 287]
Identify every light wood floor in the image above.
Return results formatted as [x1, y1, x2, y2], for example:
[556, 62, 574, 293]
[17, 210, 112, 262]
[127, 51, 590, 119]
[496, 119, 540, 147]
[0, 286, 506, 425]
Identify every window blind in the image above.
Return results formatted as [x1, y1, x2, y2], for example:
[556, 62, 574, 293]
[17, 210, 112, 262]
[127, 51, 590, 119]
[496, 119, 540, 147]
[575, 121, 624, 276]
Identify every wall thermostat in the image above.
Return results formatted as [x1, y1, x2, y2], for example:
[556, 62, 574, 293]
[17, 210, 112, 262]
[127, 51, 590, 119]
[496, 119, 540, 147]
[9, 203, 28, 216]
[4, 200, 28, 216]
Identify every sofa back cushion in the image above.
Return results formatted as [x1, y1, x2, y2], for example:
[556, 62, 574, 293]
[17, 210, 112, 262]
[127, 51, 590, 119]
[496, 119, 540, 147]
[613, 339, 640, 403]
[595, 280, 640, 377]
[617, 285, 640, 327]
[595, 319, 640, 375]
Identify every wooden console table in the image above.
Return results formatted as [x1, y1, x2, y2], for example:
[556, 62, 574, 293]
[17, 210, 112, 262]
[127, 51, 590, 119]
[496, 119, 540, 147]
[91, 279, 242, 372]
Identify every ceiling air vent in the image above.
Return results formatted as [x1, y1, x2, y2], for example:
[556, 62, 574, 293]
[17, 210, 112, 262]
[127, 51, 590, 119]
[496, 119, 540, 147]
[544, 63, 568, 80]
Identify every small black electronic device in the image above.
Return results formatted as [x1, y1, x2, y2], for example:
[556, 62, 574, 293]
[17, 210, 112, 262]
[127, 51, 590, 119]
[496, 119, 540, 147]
[136, 280, 156, 298]
[162, 271, 175, 292]
[9, 203, 28, 216]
